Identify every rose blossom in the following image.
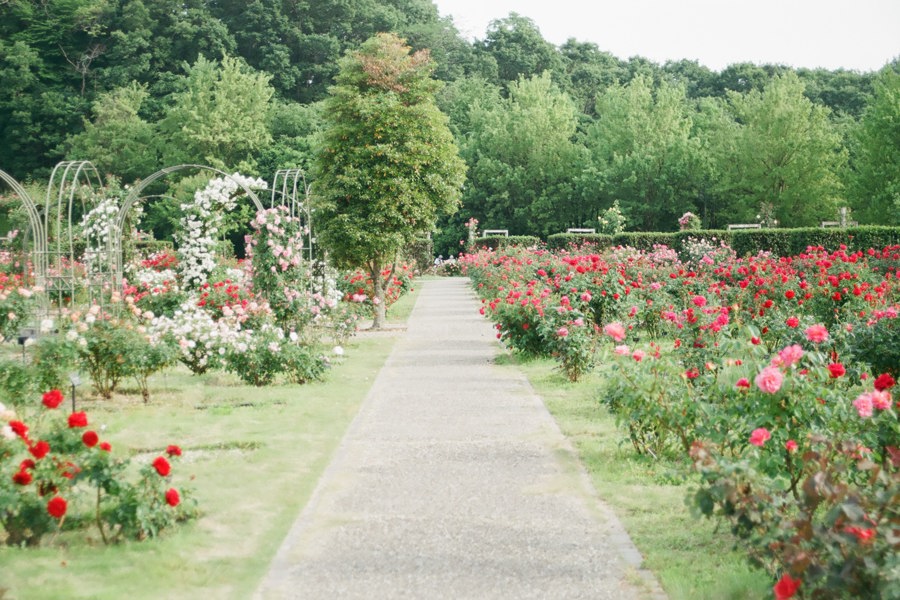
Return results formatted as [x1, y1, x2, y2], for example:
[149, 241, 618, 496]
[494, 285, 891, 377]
[82, 431, 99, 447]
[735, 377, 750, 389]
[556, 327, 569, 338]
[773, 573, 801, 600]
[785, 316, 800, 328]
[613, 345, 630, 356]
[874, 373, 895, 391]
[153, 456, 172, 477]
[804, 324, 829, 343]
[871, 390, 892, 411]
[632, 349, 645, 362]
[68, 412, 88, 428]
[603, 322, 626, 342]
[775, 344, 804, 368]
[785, 440, 798, 452]
[853, 393, 874, 418]
[749, 427, 771, 447]
[29, 440, 49, 459]
[42, 389, 64, 409]
[755, 366, 784, 394]
[827, 363, 846, 378]
[47, 496, 67, 519]
[165, 488, 181, 507]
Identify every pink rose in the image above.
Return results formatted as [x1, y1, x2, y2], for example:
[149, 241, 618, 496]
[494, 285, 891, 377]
[749, 427, 771, 447]
[804, 324, 829, 343]
[755, 366, 784, 394]
[613, 345, 630, 356]
[853, 393, 874, 418]
[603, 322, 626, 342]
[774, 344, 803, 368]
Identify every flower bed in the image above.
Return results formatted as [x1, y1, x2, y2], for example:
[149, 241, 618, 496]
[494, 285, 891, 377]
[463, 242, 899, 598]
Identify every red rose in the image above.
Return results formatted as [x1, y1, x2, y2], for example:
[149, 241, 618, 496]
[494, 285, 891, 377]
[99, 442, 112, 452]
[9, 420, 28, 439]
[67, 412, 88, 428]
[46, 496, 67, 519]
[82, 431, 99, 448]
[828, 363, 846, 378]
[42, 389, 64, 409]
[785, 316, 800, 328]
[165, 488, 180, 507]
[773, 573, 802, 600]
[165, 445, 182, 457]
[19, 459, 35, 471]
[152, 456, 171, 477]
[29, 439, 50, 459]
[12, 470, 32, 485]
[874, 373, 896, 391]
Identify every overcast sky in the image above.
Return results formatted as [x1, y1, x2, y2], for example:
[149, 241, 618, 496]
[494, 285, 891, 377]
[432, 0, 900, 73]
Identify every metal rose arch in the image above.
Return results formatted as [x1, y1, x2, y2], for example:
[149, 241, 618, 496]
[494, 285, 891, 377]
[111, 164, 266, 292]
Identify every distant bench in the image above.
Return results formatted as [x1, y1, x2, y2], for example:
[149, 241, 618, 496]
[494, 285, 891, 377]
[820, 221, 858, 228]
[566, 228, 596, 234]
[727, 223, 762, 230]
[481, 229, 509, 237]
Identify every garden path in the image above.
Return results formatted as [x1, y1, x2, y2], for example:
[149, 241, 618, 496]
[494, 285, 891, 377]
[254, 277, 665, 599]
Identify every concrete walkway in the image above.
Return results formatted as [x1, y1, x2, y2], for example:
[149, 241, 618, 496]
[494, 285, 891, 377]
[255, 278, 665, 599]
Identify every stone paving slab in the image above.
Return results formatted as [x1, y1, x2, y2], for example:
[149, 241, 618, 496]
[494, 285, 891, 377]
[255, 278, 666, 599]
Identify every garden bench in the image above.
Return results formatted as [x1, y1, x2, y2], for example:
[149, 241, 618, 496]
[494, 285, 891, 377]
[481, 229, 509, 237]
[566, 228, 596, 234]
[726, 223, 762, 230]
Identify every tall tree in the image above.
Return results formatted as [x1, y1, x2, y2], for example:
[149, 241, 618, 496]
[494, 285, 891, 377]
[314, 33, 465, 328]
[478, 13, 564, 86]
[157, 54, 274, 171]
[65, 82, 159, 182]
[849, 66, 900, 224]
[460, 72, 586, 236]
[583, 75, 704, 231]
[707, 72, 846, 226]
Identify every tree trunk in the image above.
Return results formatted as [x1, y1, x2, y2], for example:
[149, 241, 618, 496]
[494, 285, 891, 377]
[370, 265, 387, 329]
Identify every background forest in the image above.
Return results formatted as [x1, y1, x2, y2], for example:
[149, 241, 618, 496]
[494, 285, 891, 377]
[1, 0, 898, 255]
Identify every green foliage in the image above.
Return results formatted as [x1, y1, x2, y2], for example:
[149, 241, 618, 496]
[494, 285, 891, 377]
[158, 54, 274, 171]
[470, 235, 542, 251]
[706, 72, 847, 227]
[78, 319, 155, 399]
[314, 33, 466, 326]
[849, 66, 900, 225]
[460, 72, 586, 236]
[582, 75, 705, 231]
[65, 82, 159, 183]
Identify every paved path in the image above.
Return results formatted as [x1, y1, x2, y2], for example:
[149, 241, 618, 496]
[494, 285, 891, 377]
[255, 278, 664, 599]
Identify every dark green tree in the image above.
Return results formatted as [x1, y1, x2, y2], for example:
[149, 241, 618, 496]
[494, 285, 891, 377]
[314, 33, 466, 328]
[478, 13, 564, 86]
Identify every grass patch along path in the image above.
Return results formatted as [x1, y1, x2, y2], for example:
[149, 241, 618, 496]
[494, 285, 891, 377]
[0, 289, 419, 600]
[255, 277, 663, 599]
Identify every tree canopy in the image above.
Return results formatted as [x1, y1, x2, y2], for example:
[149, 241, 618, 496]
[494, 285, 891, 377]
[313, 32, 465, 327]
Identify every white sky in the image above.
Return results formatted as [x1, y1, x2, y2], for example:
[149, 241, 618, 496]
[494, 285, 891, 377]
[432, 0, 900, 72]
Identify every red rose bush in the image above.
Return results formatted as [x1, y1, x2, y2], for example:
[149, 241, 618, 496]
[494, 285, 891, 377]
[0, 391, 195, 546]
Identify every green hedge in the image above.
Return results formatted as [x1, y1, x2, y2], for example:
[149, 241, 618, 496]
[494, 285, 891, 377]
[547, 226, 900, 256]
[469, 235, 542, 251]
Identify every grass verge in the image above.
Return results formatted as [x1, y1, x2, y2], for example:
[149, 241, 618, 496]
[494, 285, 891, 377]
[508, 354, 771, 600]
[0, 288, 420, 600]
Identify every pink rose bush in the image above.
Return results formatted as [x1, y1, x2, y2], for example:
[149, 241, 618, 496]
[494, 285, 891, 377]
[463, 241, 899, 597]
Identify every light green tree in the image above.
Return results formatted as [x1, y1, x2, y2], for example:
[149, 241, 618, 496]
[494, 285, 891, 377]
[582, 75, 704, 231]
[708, 72, 846, 227]
[158, 54, 273, 171]
[66, 82, 159, 182]
[314, 33, 466, 328]
[461, 72, 586, 236]
[849, 66, 900, 224]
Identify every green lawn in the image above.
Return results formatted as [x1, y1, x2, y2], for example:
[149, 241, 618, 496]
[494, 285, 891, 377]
[508, 354, 771, 600]
[0, 290, 419, 600]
